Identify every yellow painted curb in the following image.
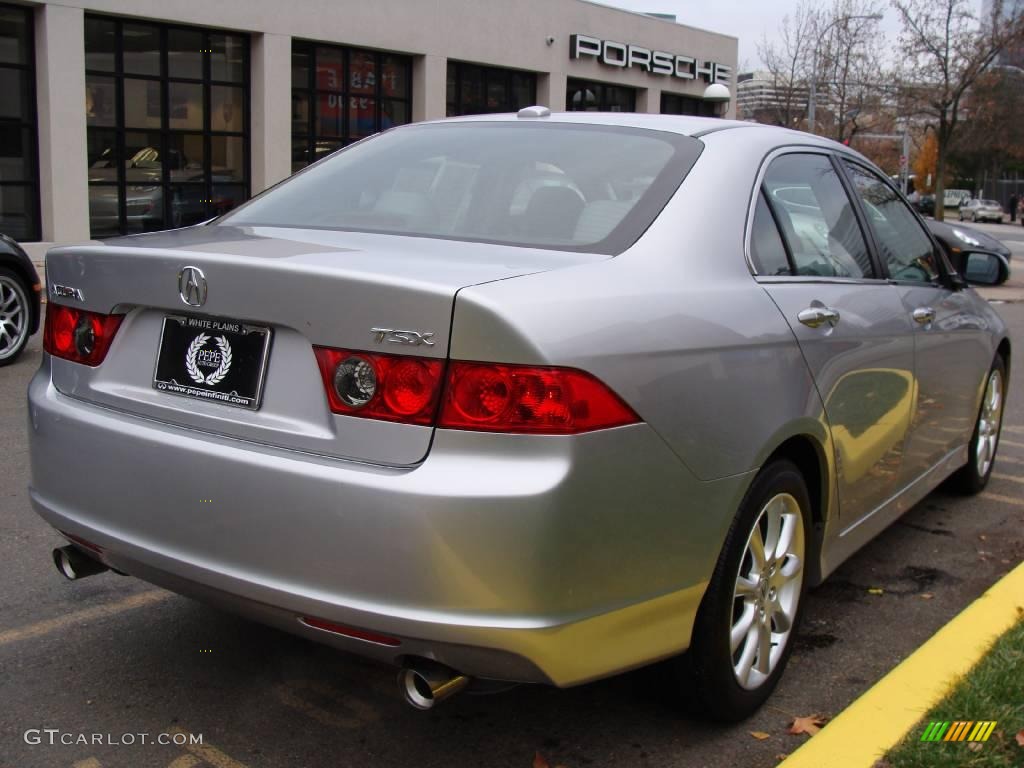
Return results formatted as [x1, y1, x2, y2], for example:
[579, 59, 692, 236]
[779, 560, 1024, 768]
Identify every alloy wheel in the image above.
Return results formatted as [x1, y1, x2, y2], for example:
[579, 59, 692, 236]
[730, 492, 805, 690]
[976, 369, 1004, 478]
[0, 275, 28, 361]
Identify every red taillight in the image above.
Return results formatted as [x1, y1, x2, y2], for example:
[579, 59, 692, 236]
[313, 347, 639, 434]
[438, 361, 640, 434]
[313, 347, 444, 425]
[43, 305, 124, 366]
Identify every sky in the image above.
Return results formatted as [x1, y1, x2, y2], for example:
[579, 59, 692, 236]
[595, 0, 910, 71]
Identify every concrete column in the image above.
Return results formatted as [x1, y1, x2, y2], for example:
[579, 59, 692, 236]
[251, 33, 292, 192]
[637, 86, 661, 114]
[412, 54, 446, 121]
[536, 72, 566, 111]
[35, 4, 89, 244]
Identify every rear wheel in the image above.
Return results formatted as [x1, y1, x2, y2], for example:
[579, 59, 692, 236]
[0, 267, 31, 366]
[949, 356, 1006, 494]
[673, 459, 810, 721]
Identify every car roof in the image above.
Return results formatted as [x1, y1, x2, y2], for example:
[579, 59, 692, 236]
[424, 110, 834, 141]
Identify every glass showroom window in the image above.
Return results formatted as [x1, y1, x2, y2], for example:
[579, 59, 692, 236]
[0, 4, 39, 241]
[661, 92, 716, 117]
[291, 43, 412, 172]
[566, 79, 636, 112]
[445, 62, 536, 116]
[85, 16, 249, 237]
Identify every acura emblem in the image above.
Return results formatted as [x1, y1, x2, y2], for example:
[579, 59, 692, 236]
[178, 266, 207, 307]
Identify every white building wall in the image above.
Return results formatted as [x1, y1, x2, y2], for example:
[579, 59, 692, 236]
[34, 4, 90, 246]
[250, 33, 292, 193]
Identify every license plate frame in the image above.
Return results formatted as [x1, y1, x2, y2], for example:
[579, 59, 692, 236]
[152, 314, 273, 411]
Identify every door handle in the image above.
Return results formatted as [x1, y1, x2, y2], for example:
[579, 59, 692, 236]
[912, 307, 936, 325]
[797, 306, 841, 329]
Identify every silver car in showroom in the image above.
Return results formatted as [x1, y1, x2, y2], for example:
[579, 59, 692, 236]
[29, 110, 1010, 721]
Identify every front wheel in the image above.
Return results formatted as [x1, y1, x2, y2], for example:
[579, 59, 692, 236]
[672, 459, 810, 721]
[949, 356, 1006, 494]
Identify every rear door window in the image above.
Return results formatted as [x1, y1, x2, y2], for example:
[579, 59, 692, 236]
[750, 190, 792, 276]
[762, 153, 874, 279]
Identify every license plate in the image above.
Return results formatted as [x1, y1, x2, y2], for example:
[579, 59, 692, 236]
[153, 314, 272, 410]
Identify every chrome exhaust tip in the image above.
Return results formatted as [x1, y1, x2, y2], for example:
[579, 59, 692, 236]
[399, 659, 471, 710]
[52, 545, 108, 581]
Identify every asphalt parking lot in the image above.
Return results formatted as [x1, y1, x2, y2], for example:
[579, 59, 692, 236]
[1, 244, 1022, 768]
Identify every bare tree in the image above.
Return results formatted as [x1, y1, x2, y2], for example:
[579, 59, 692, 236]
[757, 3, 816, 128]
[893, 0, 1024, 219]
[758, 0, 888, 138]
[814, 0, 887, 142]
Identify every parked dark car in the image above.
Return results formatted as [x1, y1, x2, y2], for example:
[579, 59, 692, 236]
[926, 219, 1011, 285]
[913, 194, 935, 217]
[0, 232, 41, 365]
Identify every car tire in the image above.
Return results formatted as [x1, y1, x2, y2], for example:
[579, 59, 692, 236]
[948, 355, 1007, 495]
[671, 459, 811, 722]
[0, 267, 32, 367]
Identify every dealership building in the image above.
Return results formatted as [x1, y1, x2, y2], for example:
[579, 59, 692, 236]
[0, 0, 737, 259]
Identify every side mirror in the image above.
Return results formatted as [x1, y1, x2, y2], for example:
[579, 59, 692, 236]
[962, 251, 1005, 285]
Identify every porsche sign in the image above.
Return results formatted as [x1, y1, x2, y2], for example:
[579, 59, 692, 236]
[570, 34, 731, 84]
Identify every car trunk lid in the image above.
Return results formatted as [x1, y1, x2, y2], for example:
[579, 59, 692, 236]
[44, 224, 597, 465]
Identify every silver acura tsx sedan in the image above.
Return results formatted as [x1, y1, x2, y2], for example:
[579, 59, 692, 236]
[29, 110, 1010, 721]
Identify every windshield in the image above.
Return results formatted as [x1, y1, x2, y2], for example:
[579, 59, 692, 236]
[221, 122, 702, 254]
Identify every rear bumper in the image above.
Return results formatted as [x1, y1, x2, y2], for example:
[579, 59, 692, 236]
[27, 359, 752, 686]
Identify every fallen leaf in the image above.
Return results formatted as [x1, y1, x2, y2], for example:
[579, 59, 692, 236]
[978, 534, 987, 541]
[967, 742, 983, 752]
[533, 752, 550, 768]
[1016, 728, 1024, 747]
[867, 588, 884, 596]
[750, 731, 771, 740]
[919, 593, 934, 600]
[775, 754, 788, 761]
[789, 714, 829, 736]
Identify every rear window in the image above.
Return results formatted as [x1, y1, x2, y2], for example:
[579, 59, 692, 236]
[221, 121, 702, 254]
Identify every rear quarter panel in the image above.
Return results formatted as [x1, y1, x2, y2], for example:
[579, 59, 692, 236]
[451, 126, 832, 484]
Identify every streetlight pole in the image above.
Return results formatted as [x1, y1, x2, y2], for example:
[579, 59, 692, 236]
[807, 13, 883, 135]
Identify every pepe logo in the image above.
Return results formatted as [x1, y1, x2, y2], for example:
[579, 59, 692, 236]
[185, 333, 232, 386]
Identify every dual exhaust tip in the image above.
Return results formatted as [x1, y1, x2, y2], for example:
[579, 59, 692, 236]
[52, 544, 470, 709]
